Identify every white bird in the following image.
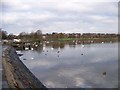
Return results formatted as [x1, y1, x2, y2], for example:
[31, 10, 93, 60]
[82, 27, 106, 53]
[25, 47, 29, 50]
[35, 44, 38, 47]
[16, 51, 21, 53]
[31, 57, 34, 60]
[46, 41, 49, 43]
[31, 48, 34, 51]
[43, 46, 46, 50]
[51, 48, 54, 50]
[81, 45, 84, 48]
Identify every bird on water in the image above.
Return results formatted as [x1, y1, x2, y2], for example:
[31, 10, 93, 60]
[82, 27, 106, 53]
[102, 72, 106, 76]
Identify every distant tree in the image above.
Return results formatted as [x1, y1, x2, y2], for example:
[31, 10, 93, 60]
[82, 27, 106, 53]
[0, 29, 2, 40]
[7, 33, 16, 40]
[51, 32, 58, 40]
[18, 32, 28, 41]
[0, 29, 8, 39]
[36, 30, 42, 35]
[30, 32, 35, 40]
[34, 30, 43, 42]
[52, 32, 56, 35]
[18, 30, 43, 42]
[19, 32, 27, 36]
[58, 33, 65, 39]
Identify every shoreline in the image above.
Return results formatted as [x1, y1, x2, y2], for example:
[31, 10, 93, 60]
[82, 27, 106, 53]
[2, 46, 47, 89]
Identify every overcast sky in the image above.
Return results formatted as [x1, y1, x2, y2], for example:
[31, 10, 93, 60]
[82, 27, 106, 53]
[1, 0, 119, 35]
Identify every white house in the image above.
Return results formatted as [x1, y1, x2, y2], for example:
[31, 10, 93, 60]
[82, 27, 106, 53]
[13, 39, 21, 42]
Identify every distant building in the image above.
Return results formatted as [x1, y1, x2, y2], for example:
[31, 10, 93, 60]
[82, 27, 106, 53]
[13, 39, 21, 42]
[3, 40, 8, 43]
[42, 35, 46, 39]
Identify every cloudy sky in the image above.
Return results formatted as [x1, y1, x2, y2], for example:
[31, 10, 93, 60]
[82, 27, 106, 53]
[1, 0, 119, 35]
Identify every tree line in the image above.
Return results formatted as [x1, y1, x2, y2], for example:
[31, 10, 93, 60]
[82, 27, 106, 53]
[0, 29, 42, 42]
[0, 29, 119, 42]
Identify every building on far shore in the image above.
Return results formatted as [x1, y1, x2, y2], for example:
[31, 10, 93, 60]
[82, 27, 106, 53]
[13, 39, 21, 42]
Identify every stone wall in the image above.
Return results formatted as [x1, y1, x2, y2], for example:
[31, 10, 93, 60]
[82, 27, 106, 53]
[2, 46, 47, 89]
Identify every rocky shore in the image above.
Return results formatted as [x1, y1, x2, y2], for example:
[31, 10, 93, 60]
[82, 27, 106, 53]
[2, 46, 47, 89]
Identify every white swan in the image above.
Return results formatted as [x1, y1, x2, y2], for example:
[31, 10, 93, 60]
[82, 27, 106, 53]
[25, 47, 29, 50]
[51, 48, 54, 50]
[31, 48, 34, 50]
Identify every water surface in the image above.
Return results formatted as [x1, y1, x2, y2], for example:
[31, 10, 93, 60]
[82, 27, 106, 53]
[19, 42, 118, 88]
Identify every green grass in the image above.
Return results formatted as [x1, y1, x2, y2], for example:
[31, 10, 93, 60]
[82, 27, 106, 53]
[58, 37, 118, 41]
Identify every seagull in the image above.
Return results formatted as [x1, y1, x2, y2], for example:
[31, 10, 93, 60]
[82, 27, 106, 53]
[31, 57, 34, 60]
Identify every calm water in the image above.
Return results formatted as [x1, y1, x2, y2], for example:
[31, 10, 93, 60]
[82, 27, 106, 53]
[19, 42, 118, 88]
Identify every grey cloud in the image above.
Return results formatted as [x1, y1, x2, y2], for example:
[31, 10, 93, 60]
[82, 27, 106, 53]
[2, 0, 118, 34]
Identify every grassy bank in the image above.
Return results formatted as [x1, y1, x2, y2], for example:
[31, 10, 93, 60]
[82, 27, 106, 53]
[58, 37, 118, 41]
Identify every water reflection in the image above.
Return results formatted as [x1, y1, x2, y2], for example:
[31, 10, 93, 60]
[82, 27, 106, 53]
[14, 40, 117, 52]
[19, 42, 118, 88]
